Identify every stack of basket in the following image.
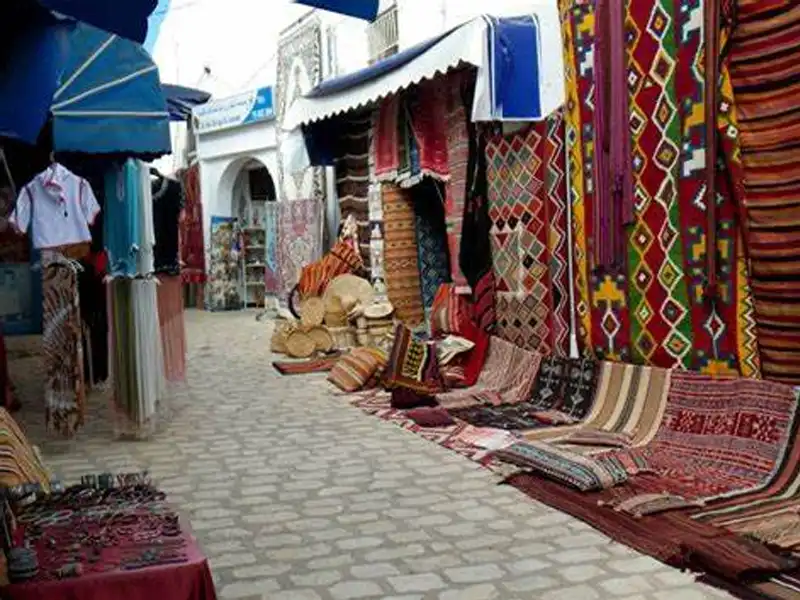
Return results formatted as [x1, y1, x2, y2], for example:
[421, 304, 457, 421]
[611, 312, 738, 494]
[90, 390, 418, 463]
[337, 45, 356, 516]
[271, 297, 334, 358]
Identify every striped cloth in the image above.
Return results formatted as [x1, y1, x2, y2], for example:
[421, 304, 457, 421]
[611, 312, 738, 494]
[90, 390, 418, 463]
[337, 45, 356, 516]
[296, 241, 363, 299]
[156, 275, 187, 383]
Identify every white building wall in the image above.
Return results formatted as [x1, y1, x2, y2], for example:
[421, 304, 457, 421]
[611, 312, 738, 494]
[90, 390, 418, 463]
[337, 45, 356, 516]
[195, 118, 280, 252]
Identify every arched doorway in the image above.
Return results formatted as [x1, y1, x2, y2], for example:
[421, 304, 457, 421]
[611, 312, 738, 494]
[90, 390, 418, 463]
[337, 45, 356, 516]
[215, 158, 277, 309]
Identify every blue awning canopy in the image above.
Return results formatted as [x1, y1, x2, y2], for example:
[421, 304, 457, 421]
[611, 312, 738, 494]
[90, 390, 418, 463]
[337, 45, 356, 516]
[162, 84, 211, 122]
[38, 0, 158, 43]
[293, 0, 378, 21]
[50, 22, 171, 158]
[283, 10, 565, 130]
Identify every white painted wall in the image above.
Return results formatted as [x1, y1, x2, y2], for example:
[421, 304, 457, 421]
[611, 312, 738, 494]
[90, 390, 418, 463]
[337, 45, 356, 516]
[195, 117, 280, 253]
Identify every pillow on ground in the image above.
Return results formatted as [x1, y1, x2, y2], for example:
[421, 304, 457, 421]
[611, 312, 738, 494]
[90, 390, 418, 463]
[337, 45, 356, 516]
[328, 348, 388, 393]
[383, 323, 445, 395]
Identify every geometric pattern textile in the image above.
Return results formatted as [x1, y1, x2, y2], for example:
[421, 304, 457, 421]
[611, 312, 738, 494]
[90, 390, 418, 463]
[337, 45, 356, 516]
[557, 0, 761, 375]
[382, 184, 425, 325]
[486, 121, 570, 356]
[412, 181, 451, 317]
[277, 199, 324, 299]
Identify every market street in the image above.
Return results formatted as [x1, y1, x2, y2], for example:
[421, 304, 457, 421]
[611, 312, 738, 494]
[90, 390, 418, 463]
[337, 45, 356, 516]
[10, 310, 733, 600]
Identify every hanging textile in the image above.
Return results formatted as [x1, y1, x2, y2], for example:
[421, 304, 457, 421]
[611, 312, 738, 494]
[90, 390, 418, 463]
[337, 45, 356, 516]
[412, 180, 451, 321]
[104, 160, 141, 277]
[727, 1, 800, 383]
[334, 113, 372, 267]
[485, 120, 570, 356]
[382, 183, 425, 326]
[408, 80, 450, 183]
[152, 174, 184, 276]
[444, 71, 473, 293]
[555, 0, 760, 375]
[42, 255, 85, 437]
[459, 127, 495, 334]
[156, 275, 186, 383]
[108, 278, 165, 438]
[276, 199, 324, 299]
[264, 201, 282, 295]
[137, 162, 155, 275]
[179, 165, 206, 284]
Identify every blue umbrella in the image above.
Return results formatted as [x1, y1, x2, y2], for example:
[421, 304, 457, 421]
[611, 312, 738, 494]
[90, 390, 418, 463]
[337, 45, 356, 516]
[294, 0, 378, 21]
[37, 0, 158, 43]
[50, 22, 171, 157]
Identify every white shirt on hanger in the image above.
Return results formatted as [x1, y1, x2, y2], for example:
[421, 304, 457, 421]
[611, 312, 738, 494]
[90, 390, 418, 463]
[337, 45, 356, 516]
[11, 163, 100, 249]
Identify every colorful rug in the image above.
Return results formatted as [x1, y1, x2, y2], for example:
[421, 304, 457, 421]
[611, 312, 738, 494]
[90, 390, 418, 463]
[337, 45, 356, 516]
[486, 124, 556, 355]
[728, 2, 800, 384]
[412, 181, 451, 319]
[382, 183, 425, 325]
[335, 113, 372, 267]
[436, 336, 542, 410]
[444, 70, 472, 292]
[272, 355, 340, 375]
[277, 199, 324, 299]
[408, 79, 450, 183]
[525, 361, 671, 451]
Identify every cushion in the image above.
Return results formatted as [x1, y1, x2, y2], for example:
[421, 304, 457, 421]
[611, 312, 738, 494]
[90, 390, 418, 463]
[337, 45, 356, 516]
[430, 283, 473, 337]
[390, 388, 437, 410]
[328, 348, 388, 393]
[492, 441, 629, 492]
[383, 323, 445, 395]
[436, 335, 475, 366]
[406, 407, 455, 428]
[440, 364, 467, 389]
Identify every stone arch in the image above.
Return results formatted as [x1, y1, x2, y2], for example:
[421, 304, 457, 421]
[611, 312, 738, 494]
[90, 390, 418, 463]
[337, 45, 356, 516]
[216, 155, 277, 219]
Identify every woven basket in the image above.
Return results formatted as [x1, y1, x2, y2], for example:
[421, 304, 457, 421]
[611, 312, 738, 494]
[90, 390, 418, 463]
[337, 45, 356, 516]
[366, 324, 394, 348]
[300, 297, 325, 327]
[271, 320, 295, 354]
[285, 330, 316, 359]
[328, 326, 357, 350]
[307, 326, 334, 353]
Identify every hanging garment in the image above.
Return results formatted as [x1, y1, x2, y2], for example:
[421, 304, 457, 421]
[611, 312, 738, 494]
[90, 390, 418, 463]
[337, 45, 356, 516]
[78, 253, 109, 385]
[137, 161, 155, 275]
[11, 163, 100, 250]
[179, 165, 206, 284]
[152, 175, 184, 275]
[104, 160, 141, 277]
[42, 253, 86, 436]
[459, 127, 495, 334]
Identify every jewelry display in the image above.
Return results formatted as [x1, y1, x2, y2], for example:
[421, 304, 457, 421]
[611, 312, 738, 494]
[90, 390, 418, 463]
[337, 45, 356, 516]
[3, 476, 188, 583]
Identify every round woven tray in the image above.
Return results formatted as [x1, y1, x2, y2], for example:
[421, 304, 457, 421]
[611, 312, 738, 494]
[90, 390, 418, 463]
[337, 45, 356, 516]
[323, 275, 374, 316]
[307, 326, 334, 353]
[285, 330, 316, 358]
[271, 320, 295, 354]
[300, 297, 325, 327]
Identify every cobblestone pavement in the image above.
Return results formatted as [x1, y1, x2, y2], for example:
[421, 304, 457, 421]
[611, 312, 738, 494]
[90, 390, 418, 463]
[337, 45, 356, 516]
[8, 310, 734, 600]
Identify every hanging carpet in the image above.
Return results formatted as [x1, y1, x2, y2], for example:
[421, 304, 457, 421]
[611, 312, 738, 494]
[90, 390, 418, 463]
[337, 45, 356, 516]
[728, 1, 800, 384]
[412, 179, 451, 320]
[179, 165, 206, 284]
[334, 113, 372, 267]
[263, 201, 282, 295]
[277, 199, 324, 300]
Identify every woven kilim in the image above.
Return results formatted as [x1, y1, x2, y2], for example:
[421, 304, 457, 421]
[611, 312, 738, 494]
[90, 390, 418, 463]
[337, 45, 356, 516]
[277, 199, 324, 298]
[444, 71, 472, 292]
[559, 0, 593, 355]
[335, 113, 372, 267]
[486, 124, 561, 355]
[382, 184, 425, 325]
[727, 2, 800, 384]
[264, 201, 281, 295]
[413, 182, 451, 317]
[437, 336, 542, 410]
[526, 361, 671, 454]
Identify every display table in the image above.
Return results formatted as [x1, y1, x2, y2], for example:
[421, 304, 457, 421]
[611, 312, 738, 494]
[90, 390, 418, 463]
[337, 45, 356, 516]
[3, 538, 215, 600]
[0, 481, 217, 600]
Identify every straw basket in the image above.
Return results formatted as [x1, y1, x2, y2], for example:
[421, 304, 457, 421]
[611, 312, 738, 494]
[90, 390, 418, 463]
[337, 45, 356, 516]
[299, 297, 325, 327]
[328, 326, 357, 350]
[270, 320, 295, 354]
[285, 330, 316, 359]
[307, 326, 334, 353]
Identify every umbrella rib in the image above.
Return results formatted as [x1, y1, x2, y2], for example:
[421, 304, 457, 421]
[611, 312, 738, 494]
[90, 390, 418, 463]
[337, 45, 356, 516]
[52, 110, 170, 117]
[52, 66, 160, 111]
[53, 35, 118, 102]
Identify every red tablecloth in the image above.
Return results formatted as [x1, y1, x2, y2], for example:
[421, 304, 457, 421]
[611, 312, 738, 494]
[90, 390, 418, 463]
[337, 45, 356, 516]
[2, 535, 216, 600]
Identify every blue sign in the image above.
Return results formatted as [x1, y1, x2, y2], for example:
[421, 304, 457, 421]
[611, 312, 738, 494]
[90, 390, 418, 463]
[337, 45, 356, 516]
[194, 86, 275, 134]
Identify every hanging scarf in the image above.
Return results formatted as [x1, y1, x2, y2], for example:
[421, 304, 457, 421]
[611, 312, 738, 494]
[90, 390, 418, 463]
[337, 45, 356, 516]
[705, 0, 721, 301]
[594, 0, 633, 269]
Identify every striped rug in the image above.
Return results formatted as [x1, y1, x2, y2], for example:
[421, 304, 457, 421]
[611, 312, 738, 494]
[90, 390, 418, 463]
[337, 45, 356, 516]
[524, 361, 671, 451]
[730, 1, 800, 383]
